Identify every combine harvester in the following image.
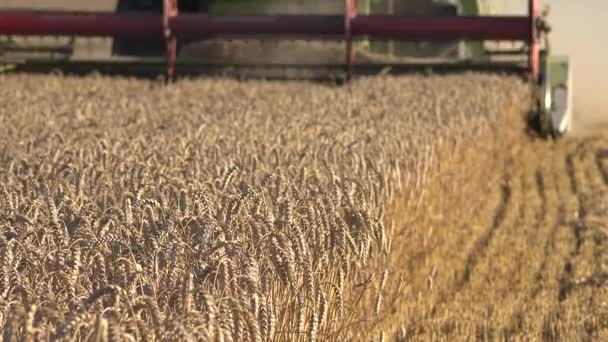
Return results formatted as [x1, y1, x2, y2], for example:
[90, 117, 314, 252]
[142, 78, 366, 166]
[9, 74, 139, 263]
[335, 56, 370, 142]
[0, 0, 572, 136]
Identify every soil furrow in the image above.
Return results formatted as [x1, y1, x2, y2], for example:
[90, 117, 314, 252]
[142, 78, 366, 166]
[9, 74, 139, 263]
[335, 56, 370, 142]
[501, 162, 551, 336]
[535, 169, 547, 221]
[566, 153, 579, 194]
[558, 145, 587, 302]
[595, 149, 608, 186]
[529, 164, 560, 300]
[454, 175, 512, 291]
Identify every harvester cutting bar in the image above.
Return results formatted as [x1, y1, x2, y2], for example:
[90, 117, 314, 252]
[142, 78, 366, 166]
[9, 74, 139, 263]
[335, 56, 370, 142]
[0, 12, 162, 38]
[169, 15, 529, 40]
[0, 13, 529, 40]
[0, 0, 541, 79]
[351, 16, 530, 41]
[173, 15, 345, 37]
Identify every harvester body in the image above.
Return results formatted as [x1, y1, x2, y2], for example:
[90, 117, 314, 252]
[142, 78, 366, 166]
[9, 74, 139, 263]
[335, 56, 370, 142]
[542, 56, 573, 135]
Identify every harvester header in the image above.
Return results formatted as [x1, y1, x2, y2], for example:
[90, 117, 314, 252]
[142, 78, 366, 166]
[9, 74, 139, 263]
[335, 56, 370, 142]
[0, 0, 571, 136]
[1, 0, 543, 79]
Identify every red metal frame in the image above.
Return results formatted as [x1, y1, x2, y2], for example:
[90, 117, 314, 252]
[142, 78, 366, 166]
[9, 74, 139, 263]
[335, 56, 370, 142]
[0, 0, 542, 80]
[164, 0, 178, 80]
[529, 0, 540, 81]
[171, 15, 344, 36]
[351, 16, 530, 41]
[0, 12, 161, 37]
[345, 0, 357, 78]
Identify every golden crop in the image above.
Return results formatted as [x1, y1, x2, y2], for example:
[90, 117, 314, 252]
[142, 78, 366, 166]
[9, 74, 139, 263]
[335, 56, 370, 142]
[0, 73, 528, 341]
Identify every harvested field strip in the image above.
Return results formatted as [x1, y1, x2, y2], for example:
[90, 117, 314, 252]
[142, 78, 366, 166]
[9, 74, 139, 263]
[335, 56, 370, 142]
[389, 131, 608, 340]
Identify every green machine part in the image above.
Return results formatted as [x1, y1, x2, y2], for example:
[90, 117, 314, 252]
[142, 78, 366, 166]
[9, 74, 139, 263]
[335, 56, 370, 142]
[459, 0, 485, 58]
[534, 30, 574, 137]
[211, 0, 371, 15]
[460, 0, 478, 13]
[209, 0, 375, 50]
[537, 54, 573, 136]
[206, 0, 576, 138]
[0, 37, 16, 73]
[209, 0, 488, 59]
[210, 0, 483, 15]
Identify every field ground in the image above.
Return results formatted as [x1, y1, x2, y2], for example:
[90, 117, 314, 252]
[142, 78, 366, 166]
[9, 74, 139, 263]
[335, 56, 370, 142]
[0, 73, 607, 341]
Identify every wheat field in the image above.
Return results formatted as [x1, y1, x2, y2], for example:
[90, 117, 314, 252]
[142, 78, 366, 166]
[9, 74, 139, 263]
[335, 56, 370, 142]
[1, 73, 607, 341]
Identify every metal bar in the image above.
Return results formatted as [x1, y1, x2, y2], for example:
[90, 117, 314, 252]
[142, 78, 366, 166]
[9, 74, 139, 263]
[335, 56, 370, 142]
[386, 0, 395, 56]
[485, 48, 527, 55]
[170, 14, 344, 37]
[0, 12, 162, 37]
[163, 0, 178, 80]
[0, 12, 531, 42]
[0, 44, 73, 54]
[344, 0, 357, 78]
[351, 16, 531, 41]
[171, 14, 531, 41]
[6, 57, 528, 80]
[529, 0, 540, 81]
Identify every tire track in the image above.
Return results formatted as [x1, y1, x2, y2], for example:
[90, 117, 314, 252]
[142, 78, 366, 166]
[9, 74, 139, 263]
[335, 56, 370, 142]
[523, 141, 587, 339]
[508, 142, 572, 332]
[507, 166, 539, 276]
[595, 149, 608, 186]
[555, 140, 608, 340]
[453, 174, 512, 291]
[502, 160, 552, 337]
[427, 169, 506, 308]
[535, 169, 547, 221]
[529, 165, 561, 300]
[565, 153, 579, 194]
[557, 150, 585, 302]
[556, 139, 608, 303]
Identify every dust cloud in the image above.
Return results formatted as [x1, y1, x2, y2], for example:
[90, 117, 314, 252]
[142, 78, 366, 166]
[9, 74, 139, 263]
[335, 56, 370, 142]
[547, 0, 608, 131]
[495, 0, 607, 131]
